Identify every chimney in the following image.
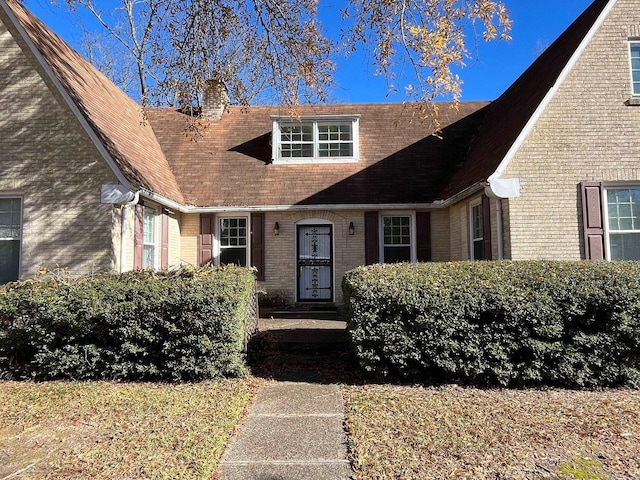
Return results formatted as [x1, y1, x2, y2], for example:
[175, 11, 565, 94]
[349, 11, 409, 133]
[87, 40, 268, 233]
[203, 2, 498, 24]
[202, 79, 229, 121]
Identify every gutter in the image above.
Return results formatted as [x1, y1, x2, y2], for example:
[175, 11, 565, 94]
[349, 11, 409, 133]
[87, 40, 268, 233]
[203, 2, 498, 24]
[138, 189, 451, 213]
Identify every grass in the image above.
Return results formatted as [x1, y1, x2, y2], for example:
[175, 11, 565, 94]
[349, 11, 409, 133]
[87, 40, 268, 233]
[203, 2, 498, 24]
[3, 377, 639, 480]
[0, 378, 262, 479]
[343, 384, 640, 480]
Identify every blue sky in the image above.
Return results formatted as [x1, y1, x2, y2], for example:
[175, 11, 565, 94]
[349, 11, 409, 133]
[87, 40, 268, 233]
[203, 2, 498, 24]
[25, 0, 593, 103]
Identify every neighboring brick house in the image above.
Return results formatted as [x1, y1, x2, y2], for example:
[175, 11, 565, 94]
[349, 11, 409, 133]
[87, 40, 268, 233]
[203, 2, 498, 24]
[1, 0, 638, 305]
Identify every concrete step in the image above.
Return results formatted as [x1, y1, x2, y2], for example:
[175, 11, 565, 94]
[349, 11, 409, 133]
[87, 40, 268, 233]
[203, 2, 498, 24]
[249, 330, 350, 356]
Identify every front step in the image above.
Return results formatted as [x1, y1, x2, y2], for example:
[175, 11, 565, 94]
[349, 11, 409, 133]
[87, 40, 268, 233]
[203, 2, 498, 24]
[247, 319, 356, 382]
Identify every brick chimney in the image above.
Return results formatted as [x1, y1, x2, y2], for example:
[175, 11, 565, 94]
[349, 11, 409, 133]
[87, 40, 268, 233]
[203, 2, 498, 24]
[202, 79, 229, 121]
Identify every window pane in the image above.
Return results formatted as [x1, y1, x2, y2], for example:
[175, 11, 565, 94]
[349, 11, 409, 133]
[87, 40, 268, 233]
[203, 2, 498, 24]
[143, 245, 155, 268]
[282, 143, 313, 158]
[383, 216, 410, 245]
[280, 123, 313, 158]
[143, 208, 156, 244]
[220, 218, 247, 266]
[0, 240, 20, 283]
[472, 204, 483, 240]
[318, 123, 353, 158]
[610, 233, 640, 260]
[607, 188, 640, 231]
[220, 247, 247, 266]
[220, 218, 247, 247]
[384, 246, 411, 263]
[473, 239, 484, 261]
[0, 198, 21, 240]
[281, 124, 312, 142]
[631, 43, 640, 94]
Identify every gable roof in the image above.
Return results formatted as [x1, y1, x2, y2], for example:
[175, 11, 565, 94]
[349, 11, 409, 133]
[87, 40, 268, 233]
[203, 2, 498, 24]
[439, 0, 613, 199]
[1, 0, 184, 204]
[146, 102, 488, 208]
[1, 0, 617, 210]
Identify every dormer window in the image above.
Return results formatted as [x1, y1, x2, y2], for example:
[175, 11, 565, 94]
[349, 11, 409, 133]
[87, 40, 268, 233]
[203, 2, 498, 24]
[272, 116, 360, 164]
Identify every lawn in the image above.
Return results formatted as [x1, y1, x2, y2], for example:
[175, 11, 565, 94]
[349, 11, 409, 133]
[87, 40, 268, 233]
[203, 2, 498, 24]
[343, 384, 640, 480]
[0, 379, 262, 479]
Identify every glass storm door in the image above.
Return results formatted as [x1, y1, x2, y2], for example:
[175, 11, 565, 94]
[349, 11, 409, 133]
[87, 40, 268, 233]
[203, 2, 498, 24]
[297, 225, 333, 301]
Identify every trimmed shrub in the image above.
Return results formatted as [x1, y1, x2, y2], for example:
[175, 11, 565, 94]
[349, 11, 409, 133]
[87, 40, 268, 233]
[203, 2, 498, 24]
[342, 261, 640, 388]
[0, 266, 257, 381]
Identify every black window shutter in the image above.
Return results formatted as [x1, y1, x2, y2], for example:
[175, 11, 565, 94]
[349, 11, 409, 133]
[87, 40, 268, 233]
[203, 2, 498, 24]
[415, 212, 432, 262]
[580, 182, 605, 261]
[364, 211, 379, 265]
[251, 213, 265, 281]
[482, 195, 492, 261]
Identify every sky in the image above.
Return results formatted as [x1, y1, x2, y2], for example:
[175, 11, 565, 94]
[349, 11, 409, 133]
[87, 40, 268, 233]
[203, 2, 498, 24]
[24, 0, 594, 103]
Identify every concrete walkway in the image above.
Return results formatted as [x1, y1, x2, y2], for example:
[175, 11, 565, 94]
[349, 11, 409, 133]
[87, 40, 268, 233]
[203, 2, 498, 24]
[217, 382, 352, 479]
[217, 312, 353, 480]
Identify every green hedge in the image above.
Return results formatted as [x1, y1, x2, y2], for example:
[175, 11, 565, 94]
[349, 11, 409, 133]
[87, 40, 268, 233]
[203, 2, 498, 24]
[0, 266, 257, 381]
[342, 261, 640, 388]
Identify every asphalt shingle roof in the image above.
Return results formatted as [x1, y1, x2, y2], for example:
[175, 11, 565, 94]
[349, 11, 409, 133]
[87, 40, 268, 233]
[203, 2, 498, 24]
[146, 103, 489, 207]
[5, 0, 184, 204]
[5, 0, 611, 208]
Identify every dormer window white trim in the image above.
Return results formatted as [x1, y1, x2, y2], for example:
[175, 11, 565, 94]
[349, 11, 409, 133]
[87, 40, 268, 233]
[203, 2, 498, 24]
[271, 115, 360, 164]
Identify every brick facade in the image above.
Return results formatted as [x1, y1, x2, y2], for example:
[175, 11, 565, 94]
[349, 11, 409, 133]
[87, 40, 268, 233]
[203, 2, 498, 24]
[502, 0, 640, 260]
[180, 213, 199, 267]
[1, 12, 120, 278]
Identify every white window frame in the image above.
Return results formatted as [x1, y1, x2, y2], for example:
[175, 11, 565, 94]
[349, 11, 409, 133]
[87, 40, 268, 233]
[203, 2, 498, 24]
[0, 195, 23, 282]
[469, 199, 484, 260]
[271, 115, 360, 164]
[603, 185, 640, 261]
[216, 215, 250, 267]
[629, 41, 640, 96]
[379, 212, 416, 263]
[142, 206, 159, 269]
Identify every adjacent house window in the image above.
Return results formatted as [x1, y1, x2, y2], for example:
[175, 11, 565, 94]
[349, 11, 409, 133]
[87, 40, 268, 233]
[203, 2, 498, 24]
[0, 197, 21, 283]
[143, 207, 158, 268]
[272, 116, 359, 163]
[605, 187, 640, 260]
[381, 215, 412, 263]
[630, 42, 640, 95]
[219, 217, 248, 266]
[470, 201, 484, 260]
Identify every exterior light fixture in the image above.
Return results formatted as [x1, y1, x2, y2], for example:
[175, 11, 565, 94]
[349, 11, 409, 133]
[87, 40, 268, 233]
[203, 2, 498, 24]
[274, 222, 280, 235]
[349, 221, 355, 235]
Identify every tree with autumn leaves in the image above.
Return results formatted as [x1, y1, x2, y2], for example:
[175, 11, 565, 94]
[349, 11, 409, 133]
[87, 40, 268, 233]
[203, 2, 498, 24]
[46, 0, 511, 114]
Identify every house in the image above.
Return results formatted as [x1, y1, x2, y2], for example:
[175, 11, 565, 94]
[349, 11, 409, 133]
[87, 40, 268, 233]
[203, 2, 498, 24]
[1, 0, 637, 305]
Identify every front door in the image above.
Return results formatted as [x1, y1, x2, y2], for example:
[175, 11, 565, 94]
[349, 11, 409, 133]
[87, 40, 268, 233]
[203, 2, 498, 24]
[297, 224, 333, 301]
